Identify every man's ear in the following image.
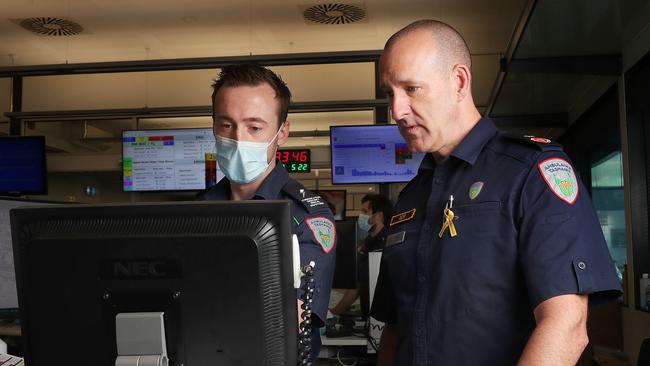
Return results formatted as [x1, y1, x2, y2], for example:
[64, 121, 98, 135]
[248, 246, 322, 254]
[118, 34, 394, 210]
[375, 211, 384, 226]
[277, 120, 290, 145]
[452, 64, 472, 103]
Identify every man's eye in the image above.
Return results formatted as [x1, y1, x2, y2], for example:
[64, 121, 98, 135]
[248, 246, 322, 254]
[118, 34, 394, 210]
[406, 86, 420, 93]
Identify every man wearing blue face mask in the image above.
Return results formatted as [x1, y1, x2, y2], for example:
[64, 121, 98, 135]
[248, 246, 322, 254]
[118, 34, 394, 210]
[331, 194, 392, 316]
[196, 63, 337, 361]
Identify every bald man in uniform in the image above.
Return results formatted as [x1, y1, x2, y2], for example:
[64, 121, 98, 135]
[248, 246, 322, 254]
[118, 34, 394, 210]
[370, 20, 621, 366]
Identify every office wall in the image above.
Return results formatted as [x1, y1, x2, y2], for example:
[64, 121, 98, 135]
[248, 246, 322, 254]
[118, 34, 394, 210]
[20, 63, 375, 112]
[0, 78, 10, 135]
[22, 69, 218, 111]
[34, 167, 378, 216]
[30, 171, 198, 204]
[270, 63, 375, 102]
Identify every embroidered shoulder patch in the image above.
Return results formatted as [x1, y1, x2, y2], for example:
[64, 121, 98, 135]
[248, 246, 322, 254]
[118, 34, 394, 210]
[538, 158, 579, 204]
[305, 217, 336, 253]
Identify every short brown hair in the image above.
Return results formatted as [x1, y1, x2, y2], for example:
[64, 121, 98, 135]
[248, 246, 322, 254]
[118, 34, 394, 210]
[211, 63, 292, 127]
[361, 194, 393, 227]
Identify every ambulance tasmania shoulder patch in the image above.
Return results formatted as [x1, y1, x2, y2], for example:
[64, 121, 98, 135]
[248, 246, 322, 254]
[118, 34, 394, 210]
[305, 216, 336, 253]
[538, 158, 579, 205]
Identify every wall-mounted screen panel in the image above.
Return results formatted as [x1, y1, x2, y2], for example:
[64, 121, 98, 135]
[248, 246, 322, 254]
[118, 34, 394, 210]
[330, 125, 425, 184]
[0, 136, 47, 195]
[122, 128, 223, 192]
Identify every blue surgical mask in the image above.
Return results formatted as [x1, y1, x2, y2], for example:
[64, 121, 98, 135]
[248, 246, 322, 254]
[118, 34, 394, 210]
[215, 124, 283, 184]
[357, 214, 372, 232]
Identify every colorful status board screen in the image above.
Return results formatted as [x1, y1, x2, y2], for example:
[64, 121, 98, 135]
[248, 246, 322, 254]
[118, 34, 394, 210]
[122, 128, 223, 192]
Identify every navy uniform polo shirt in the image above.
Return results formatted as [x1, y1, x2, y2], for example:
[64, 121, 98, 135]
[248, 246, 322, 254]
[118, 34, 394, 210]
[371, 118, 622, 365]
[197, 161, 336, 359]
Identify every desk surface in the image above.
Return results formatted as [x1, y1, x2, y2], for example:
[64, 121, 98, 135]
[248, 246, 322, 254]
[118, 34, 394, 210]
[321, 335, 367, 346]
[0, 323, 20, 337]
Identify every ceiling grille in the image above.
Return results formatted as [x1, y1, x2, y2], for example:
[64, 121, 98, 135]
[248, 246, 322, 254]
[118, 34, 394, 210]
[303, 3, 366, 25]
[19, 17, 83, 36]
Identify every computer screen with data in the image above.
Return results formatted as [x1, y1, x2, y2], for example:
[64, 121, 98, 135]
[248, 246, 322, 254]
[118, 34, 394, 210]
[122, 128, 223, 192]
[330, 125, 425, 184]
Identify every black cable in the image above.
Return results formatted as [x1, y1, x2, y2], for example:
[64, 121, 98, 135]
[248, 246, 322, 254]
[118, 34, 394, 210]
[298, 261, 315, 366]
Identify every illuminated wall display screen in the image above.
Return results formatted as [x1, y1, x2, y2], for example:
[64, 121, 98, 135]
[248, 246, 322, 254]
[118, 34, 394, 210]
[122, 128, 223, 192]
[330, 125, 425, 184]
[276, 149, 311, 173]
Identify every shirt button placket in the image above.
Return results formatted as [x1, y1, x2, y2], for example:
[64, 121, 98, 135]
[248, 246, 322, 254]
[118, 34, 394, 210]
[414, 171, 445, 365]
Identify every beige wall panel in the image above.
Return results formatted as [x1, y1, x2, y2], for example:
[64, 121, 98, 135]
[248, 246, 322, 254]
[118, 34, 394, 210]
[22, 69, 219, 111]
[21, 64, 374, 112]
[0, 78, 10, 124]
[289, 110, 373, 131]
[271, 63, 375, 102]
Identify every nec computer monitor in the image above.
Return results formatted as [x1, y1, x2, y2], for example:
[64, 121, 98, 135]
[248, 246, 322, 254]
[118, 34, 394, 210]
[122, 128, 223, 192]
[329, 125, 425, 184]
[11, 201, 297, 366]
[0, 136, 47, 195]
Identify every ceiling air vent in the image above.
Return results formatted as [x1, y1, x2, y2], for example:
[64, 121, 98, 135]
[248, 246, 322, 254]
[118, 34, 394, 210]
[19, 17, 83, 36]
[303, 3, 366, 25]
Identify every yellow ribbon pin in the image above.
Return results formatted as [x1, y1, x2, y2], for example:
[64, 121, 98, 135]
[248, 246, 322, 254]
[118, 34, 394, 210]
[438, 195, 457, 238]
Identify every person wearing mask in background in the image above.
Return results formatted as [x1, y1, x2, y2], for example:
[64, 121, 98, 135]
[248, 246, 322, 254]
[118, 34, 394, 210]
[197, 63, 336, 361]
[330, 193, 392, 317]
[371, 20, 622, 365]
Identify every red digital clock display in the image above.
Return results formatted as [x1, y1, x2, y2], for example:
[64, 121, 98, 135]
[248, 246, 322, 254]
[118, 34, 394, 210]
[276, 149, 311, 172]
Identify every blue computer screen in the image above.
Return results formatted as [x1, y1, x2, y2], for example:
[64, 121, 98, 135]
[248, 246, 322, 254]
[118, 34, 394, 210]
[329, 125, 425, 184]
[0, 136, 47, 195]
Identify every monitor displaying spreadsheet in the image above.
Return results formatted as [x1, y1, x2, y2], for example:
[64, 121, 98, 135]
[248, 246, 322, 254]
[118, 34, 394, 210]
[122, 128, 223, 192]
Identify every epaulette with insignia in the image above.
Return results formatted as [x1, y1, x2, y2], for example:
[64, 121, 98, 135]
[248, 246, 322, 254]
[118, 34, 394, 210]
[282, 179, 328, 213]
[503, 134, 564, 152]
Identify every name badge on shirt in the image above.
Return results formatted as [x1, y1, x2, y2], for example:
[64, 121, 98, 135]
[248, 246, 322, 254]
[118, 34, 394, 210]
[390, 208, 416, 226]
[385, 231, 406, 247]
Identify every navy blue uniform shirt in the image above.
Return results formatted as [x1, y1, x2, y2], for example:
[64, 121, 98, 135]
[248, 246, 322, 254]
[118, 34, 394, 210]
[197, 162, 336, 359]
[371, 118, 622, 365]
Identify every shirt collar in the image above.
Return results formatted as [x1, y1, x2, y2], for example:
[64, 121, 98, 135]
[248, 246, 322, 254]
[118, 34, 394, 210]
[417, 117, 497, 170]
[450, 117, 498, 166]
[253, 161, 290, 199]
[205, 176, 231, 200]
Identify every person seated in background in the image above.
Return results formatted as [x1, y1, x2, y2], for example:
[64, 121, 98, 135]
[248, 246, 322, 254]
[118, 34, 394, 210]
[330, 193, 393, 316]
